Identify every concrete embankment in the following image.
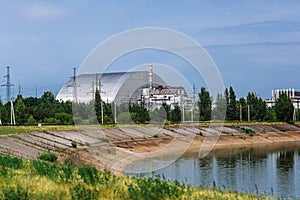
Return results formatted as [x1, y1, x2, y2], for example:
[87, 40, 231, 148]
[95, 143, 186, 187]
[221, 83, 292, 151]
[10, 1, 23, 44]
[0, 123, 300, 174]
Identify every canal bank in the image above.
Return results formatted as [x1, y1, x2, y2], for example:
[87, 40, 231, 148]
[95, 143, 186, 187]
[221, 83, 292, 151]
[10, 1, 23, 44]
[1, 123, 300, 175]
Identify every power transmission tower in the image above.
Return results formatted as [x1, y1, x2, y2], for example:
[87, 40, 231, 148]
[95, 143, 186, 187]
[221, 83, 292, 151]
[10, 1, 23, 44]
[67, 67, 78, 102]
[95, 74, 106, 124]
[1, 66, 14, 102]
[18, 84, 21, 96]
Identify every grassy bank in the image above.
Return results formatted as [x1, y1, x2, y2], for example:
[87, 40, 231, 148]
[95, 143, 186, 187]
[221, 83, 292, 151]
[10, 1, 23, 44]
[0, 125, 76, 136]
[0, 121, 290, 136]
[0, 154, 269, 200]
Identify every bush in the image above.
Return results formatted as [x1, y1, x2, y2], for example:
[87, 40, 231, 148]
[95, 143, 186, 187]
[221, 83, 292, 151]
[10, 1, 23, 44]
[55, 112, 74, 125]
[0, 155, 23, 169]
[44, 118, 58, 124]
[241, 127, 255, 136]
[170, 106, 181, 124]
[78, 166, 99, 185]
[117, 112, 132, 124]
[38, 152, 58, 162]
[71, 141, 77, 148]
[27, 115, 37, 124]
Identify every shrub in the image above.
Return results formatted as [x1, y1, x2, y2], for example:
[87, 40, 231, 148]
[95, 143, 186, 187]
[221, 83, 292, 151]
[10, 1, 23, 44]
[44, 118, 58, 124]
[0, 155, 23, 169]
[38, 152, 58, 162]
[241, 127, 255, 136]
[99, 137, 110, 143]
[78, 166, 99, 185]
[71, 141, 77, 148]
[27, 115, 37, 124]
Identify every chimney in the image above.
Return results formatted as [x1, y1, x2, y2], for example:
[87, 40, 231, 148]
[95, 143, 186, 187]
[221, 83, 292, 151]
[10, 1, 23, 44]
[149, 64, 153, 93]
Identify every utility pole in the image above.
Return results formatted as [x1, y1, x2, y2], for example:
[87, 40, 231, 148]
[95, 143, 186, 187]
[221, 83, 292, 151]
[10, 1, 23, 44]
[91, 81, 95, 101]
[114, 101, 117, 123]
[10, 100, 15, 125]
[99, 80, 106, 125]
[182, 97, 185, 122]
[191, 84, 196, 122]
[247, 105, 250, 122]
[240, 104, 242, 122]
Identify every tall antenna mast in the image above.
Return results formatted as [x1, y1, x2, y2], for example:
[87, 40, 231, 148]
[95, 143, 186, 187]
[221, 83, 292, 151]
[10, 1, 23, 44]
[1, 66, 14, 102]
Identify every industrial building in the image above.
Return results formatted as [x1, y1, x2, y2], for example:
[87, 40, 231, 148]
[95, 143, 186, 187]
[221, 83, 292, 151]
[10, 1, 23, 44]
[56, 70, 166, 104]
[141, 86, 189, 110]
[265, 88, 300, 109]
[56, 64, 197, 121]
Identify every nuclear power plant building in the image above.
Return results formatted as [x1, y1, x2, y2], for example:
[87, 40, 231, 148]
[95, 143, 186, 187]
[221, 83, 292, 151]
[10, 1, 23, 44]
[56, 71, 166, 104]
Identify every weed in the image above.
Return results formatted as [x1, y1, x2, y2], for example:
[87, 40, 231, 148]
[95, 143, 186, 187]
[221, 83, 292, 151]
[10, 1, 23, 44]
[38, 152, 58, 162]
[99, 137, 110, 143]
[241, 127, 256, 136]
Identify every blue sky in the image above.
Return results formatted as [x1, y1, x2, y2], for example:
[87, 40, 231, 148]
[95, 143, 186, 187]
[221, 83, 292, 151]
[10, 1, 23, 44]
[0, 1, 299, 100]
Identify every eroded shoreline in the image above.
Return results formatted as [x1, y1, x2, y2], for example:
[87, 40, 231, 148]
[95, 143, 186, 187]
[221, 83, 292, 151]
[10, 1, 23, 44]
[1, 123, 300, 174]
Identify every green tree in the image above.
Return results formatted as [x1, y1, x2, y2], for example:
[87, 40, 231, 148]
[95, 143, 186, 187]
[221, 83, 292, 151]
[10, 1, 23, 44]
[149, 107, 167, 122]
[212, 93, 226, 120]
[169, 105, 181, 124]
[27, 115, 37, 124]
[227, 86, 237, 120]
[237, 97, 247, 121]
[94, 89, 102, 123]
[265, 107, 277, 122]
[15, 97, 26, 124]
[103, 102, 114, 123]
[55, 112, 73, 125]
[224, 88, 229, 119]
[255, 97, 267, 121]
[198, 87, 211, 121]
[162, 103, 171, 121]
[36, 91, 58, 121]
[274, 93, 294, 122]
[247, 92, 258, 121]
[129, 104, 149, 123]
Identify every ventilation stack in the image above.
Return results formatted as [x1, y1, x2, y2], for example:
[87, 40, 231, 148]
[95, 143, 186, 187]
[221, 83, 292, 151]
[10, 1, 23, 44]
[148, 64, 153, 93]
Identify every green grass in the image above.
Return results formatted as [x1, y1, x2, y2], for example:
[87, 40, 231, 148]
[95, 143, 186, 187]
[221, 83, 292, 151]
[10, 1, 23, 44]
[0, 154, 270, 200]
[0, 125, 76, 136]
[0, 121, 290, 136]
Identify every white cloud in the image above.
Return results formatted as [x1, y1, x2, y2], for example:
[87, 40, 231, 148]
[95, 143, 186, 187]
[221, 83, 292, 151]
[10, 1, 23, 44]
[20, 2, 70, 20]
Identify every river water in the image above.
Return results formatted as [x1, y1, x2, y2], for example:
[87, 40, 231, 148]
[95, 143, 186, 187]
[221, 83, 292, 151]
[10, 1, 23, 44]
[126, 142, 300, 199]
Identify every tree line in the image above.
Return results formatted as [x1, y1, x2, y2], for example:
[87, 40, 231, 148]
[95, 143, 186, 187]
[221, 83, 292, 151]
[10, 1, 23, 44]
[0, 91, 74, 125]
[0, 86, 295, 125]
[199, 86, 296, 122]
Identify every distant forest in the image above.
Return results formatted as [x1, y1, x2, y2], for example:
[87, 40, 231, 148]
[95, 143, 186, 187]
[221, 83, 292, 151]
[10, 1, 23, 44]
[0, 86, 296, 125]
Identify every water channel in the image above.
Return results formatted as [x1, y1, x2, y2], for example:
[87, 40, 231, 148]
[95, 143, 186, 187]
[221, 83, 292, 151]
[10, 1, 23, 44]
[126, 142, 300, 199]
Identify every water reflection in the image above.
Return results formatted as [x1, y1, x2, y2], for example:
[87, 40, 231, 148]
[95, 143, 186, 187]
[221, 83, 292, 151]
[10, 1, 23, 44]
[126, 142, 300, 198]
